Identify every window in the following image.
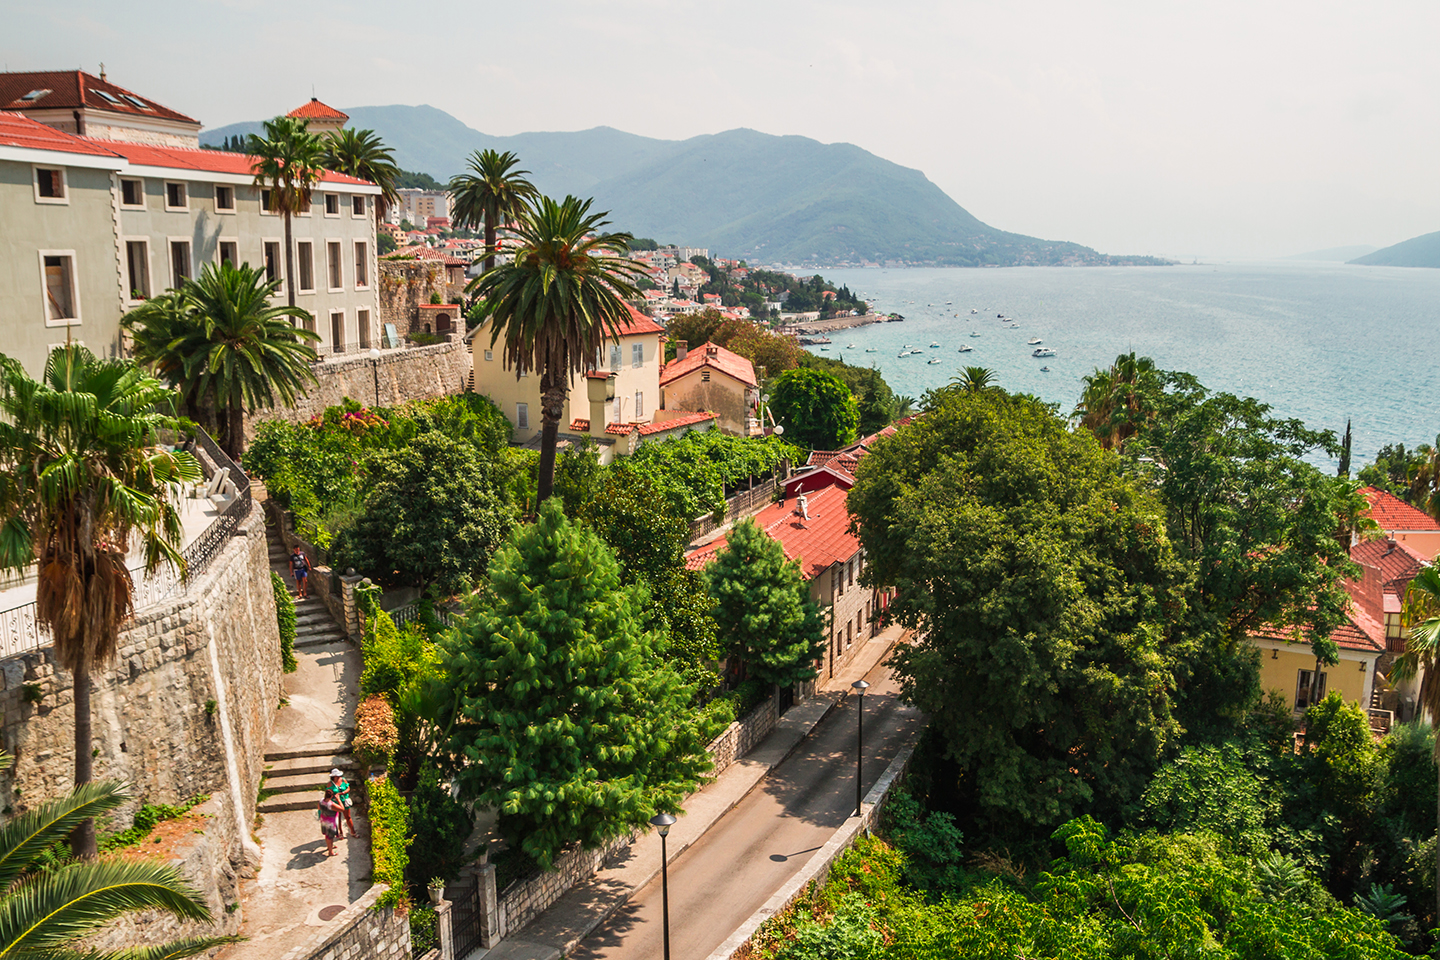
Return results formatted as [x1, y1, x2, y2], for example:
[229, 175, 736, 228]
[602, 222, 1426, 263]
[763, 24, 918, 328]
[263, 241, 283, 289]
[516, 403, 529, 430]
[330, 310, 345, 351]
[214, 185, 235, 212]
[610, 345, 622, 371]
[34, 166, 66, 203]
[296, 242, 314, 292]
[327, 241, 343, 290]
[354, 241, 368, 287]
[297, 194, 311, 216]
[352, 195, 366, 217]
[635, 391, 644, 418]
[39, 253, 79, 325]
[1296, 669, 1328, 710]
[358, 309, 371, 347]
[847, 621, 853, 647]
[169, 240, 191, 285]
[848, 558, 854, 586]
[120, 178, 144, 207]
[124, 240, 150, 300]
[632, 343, 644, 368]
[164, 181, 188, 210]
[324, 193, 340, 216]
[260, 188, 275, 214]
[484, 350, 493, 362]
[218, 240, 238, 267]
[701, 370, 711, 382]
[613, 396, 622, 423]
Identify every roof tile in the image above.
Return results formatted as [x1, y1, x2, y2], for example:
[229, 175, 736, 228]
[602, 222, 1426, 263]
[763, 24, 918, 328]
[0, 70, 197, 124]
[1361, 486, 1440, 532]
[686, 485, 858, 580]
[660, 342, 758, 388]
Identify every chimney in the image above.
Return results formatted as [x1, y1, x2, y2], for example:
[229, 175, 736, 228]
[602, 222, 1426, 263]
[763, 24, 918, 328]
[795, 492, 810, 522]
[1384, 537, 1397, 556]
[676, 340, 688, 361]
[707, 345, 719, 357]
[586, 372, 615, 441]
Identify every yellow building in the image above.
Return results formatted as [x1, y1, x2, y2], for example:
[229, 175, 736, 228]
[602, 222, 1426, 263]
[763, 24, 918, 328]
[659, 342, 762, 437]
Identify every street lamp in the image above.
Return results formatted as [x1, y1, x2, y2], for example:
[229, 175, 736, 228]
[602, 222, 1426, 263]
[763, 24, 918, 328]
[368, 347, 381, 407]
[852, 679, 869, 816]
[649, 812, 677, 960]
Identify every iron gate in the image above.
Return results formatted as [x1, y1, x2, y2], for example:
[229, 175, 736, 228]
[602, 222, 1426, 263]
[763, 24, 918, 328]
[450, 873, 484, 958]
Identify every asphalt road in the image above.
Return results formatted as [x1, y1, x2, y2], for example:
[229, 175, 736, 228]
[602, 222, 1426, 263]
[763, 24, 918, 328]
[571, 660, 923, 960]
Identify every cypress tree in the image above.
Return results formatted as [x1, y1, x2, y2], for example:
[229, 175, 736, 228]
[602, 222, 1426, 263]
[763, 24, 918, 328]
[437, 501, 711, 868]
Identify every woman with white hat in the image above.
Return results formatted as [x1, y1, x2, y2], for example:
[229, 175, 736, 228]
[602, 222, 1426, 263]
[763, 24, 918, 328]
[329, 768, 357, 838]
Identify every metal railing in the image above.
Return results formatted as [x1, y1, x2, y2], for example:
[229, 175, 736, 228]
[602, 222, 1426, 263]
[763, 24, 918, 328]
[0, 425, 252, 661]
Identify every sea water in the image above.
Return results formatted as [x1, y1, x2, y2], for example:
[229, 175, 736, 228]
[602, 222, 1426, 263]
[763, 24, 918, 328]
[809, 261, 1440, 465]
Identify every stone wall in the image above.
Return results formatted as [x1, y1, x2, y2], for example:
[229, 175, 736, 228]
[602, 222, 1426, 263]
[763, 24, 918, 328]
[378, 259, 466, 336]
[283, 883, 412, 960]
[245, 338, 471, 439]
[706, 692, 780, 776]
[0, 502, 280, 944]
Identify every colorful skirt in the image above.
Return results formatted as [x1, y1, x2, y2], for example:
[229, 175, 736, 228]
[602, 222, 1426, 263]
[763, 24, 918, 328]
[320, 810, 341, 839]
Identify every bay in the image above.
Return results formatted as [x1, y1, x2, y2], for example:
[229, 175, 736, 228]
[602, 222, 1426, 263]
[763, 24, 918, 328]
[809, 261, 1440, 466]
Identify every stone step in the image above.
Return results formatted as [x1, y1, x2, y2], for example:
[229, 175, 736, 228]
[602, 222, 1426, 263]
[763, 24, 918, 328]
[266, 753, 357, 778]
[296, 612, 337, 626]
[295, 635, 347, 650]
[257, 795, 328, 814]
[261, 770, 346, 796]
[265, 740, 353, 762]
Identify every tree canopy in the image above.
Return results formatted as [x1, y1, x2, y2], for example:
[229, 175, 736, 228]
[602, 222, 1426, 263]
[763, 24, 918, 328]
[769, 367, 860, 451]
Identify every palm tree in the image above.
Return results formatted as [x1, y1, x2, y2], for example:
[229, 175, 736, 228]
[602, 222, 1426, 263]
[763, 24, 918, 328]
[449, 150, 540, 273]
[0, 346, 200, 858]
[1074, 351, 1157, 450]
[122, 290, 203, 421]
[467, 195, 645, 502]
[952, 366, 997, 392]
[322, 127, 400, 225]
[1396, 562, 1440, 923]
[248, 116, 325, 309]
[0, 779, 242, 957]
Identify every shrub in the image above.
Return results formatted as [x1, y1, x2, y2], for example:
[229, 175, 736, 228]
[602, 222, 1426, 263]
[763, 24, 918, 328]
[409, 905, 437, 952]
[99, 794, 209, 851]
[407, 767, 473, 892]
[271, 571, 297, 672]
[354, 695, 399, 767]
[369, 773, 411, 908]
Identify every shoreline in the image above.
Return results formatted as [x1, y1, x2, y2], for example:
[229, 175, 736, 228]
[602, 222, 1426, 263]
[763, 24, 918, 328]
[777, 313, 894, 339]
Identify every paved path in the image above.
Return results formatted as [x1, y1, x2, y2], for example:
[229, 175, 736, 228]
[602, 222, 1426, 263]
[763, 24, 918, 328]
[216, 524, 367, 960]
[478, 627, 919, 960]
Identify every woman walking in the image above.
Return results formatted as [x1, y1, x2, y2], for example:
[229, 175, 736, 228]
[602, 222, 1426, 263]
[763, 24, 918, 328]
[290, 546, 311, 600]
[318, 787, 343, 856]
[330, 768, 357, 838]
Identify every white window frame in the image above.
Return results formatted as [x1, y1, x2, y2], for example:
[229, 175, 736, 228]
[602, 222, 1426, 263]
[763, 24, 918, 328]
[516, 402, 529, 430]
[217, 238, 240, 268]
[167, 237, 193, 287]
[326, 241, 344, 292]
[122, 237, 152, 304]
[32, 165, 68, 204]
[635, 390, 644, 418]
[163, 181, 189, 212]
[37, 249, 81, 326]
[259, 188, 277, 216]
[351, 194, 367, 218]
[353, 240, 369, 289]
[329, 309, 346, 352]
[214, 184, 236, 213]
[295, 193, 312, 217]
[323, 193, 340, 218]
[357, 308, 372, 347]
[296, 241, 315, 294]
[119, 177, 145, 209]
[632, 342, 644, 368]
[262, 238, 284, 293]
[609, 344, 622, 371]
[484, 349, 493, 362]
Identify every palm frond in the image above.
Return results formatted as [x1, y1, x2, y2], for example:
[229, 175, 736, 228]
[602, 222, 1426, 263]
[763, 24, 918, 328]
[0, 781, 129, 890]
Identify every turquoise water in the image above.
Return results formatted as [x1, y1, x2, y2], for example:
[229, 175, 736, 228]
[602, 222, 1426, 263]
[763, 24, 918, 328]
[810, 262, 1440, 465]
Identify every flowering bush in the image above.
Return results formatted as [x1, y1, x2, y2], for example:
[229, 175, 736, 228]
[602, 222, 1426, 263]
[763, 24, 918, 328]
[354, 695, 399, 767]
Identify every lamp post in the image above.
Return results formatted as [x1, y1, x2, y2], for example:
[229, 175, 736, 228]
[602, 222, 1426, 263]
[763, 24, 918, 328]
[852, 679, 869, 816]
[368, 347, 381, 407]
[649, 813, 676, 960]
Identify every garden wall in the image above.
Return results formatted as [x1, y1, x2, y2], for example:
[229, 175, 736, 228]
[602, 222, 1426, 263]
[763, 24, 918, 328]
[244, 338, 471, 441]
[378, 258, 467, 336]
[281, 882, 412, 960]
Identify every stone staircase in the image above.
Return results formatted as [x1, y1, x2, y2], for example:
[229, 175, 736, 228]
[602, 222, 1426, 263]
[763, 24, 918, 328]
[265, 528, 346, 649]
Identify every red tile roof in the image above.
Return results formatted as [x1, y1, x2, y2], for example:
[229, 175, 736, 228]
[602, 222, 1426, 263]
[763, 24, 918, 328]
[618, 303, 665, 337]
[686, 484, 859, 581]
[639, 412, 716, 435]
[1352, 537, 1426, 597]
[1361, 486, 1440, 532]
[101, 139, 373, 184]
[0, 70, 198, 124]
[660, 342, 757, 388]
[287, 98, 349, 122]
[387, 246, 466, 265]
[0, 111, 122, 157]
[1252, 613, 1385, 654]
[570, 419, 590, 432]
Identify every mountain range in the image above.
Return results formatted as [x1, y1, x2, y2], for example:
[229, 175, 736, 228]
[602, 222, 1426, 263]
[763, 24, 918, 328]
[203, 105, 1166, 268]
[1348, 231, 1440, 268]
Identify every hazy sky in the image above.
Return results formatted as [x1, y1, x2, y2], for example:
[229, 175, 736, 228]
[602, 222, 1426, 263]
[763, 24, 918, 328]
[12, 0, 1439, 259]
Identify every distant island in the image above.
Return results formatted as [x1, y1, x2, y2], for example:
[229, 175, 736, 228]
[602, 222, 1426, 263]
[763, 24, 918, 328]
[1287, 244, 1378, 262]
[1349, 230, 1440, 268]
[203, 105, 1171, 270]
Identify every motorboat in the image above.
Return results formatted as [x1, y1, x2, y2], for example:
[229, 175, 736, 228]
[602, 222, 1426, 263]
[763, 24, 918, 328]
[958, 345, 973, 352]
[910, 349, 925, 355]
[928, 357, 942, 364]
[1040, 365, 1051, 372]
[865, 347, 877, 353]
[970, 331, 981, 337]
[929, 342, 941, 348]
[847, 343, 858, 348]
[1032, 347, 1056, 358]
[1027, 338, 1043, 345]
[970, 308, 978, 314]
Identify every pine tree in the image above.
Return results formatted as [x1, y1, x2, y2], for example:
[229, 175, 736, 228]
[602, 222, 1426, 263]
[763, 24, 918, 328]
[705, 519, 827, 689]
[436, 501, 712, 868]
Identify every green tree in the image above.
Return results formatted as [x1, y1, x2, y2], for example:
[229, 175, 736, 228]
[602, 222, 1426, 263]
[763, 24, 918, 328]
[847, 387, 1187, 833]
[1358, 442, 1428, 499]
[1073, 351, 1159, 451]
[466, 195, 645, 503]
[1303, 693, 1380, 828]
[704, 519, 826, 690]
[248, 115, 325, 309]
[321, 127, 401, 224]
[406, 766, 474, 892]
[435, 502, 712, 868]
[124, 261, 318, 458]
[1395, 563, 1440, 921]
[448, 149, 539, 274]
[952, 365, 998, 393]
[769, 367, 859, 451]
[331, 431, 515, 594]
[0, 346, 200, 859]
[0, 780, 241, 957]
